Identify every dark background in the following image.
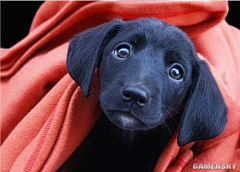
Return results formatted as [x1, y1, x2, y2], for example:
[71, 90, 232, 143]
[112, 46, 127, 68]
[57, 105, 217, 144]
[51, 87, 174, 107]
[1, 1, 240, 48]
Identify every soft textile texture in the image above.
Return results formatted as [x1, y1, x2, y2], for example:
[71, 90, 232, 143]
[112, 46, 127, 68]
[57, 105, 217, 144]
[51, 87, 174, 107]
[1, 1, 240, 172]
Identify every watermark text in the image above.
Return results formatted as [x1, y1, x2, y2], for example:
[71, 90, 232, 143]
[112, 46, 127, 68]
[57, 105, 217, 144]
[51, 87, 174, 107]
[193, 163, 237, 170]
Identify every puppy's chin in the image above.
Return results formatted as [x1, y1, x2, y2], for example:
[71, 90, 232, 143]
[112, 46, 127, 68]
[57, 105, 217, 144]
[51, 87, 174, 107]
[110, 111, 145, 130]
[104, 111, 159, 131]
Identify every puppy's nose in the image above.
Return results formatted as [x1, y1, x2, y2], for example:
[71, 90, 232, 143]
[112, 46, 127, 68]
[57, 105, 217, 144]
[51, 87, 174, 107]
[122, 85, 150, 106]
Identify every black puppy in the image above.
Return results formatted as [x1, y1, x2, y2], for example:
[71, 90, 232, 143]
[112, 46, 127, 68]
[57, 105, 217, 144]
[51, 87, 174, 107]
[61, 18, 227, 172]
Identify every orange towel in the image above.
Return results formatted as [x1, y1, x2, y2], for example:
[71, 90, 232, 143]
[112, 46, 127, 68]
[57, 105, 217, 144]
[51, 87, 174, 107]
[1, 1, 240, 172]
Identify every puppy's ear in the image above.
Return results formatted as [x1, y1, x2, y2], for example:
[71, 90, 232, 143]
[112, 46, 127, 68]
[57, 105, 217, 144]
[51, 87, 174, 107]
[67, 19, 123, 97]
[178, 59, 227, 146]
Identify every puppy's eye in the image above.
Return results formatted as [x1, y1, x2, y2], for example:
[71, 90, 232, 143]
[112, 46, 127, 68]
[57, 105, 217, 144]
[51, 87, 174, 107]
[169, 64, 184, 80]
[114, 44, 131, 58]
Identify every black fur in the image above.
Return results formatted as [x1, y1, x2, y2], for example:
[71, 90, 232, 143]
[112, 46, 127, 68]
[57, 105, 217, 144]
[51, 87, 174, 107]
[62, 18, 227, 172]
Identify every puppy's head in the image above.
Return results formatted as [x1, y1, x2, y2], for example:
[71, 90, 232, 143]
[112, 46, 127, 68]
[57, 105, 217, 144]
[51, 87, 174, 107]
[67, 18, 227, 146]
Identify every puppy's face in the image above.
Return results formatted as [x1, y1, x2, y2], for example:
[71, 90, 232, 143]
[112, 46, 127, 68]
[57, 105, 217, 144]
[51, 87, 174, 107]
[67, 18, 227, 145]
[99, 21, 193, 130]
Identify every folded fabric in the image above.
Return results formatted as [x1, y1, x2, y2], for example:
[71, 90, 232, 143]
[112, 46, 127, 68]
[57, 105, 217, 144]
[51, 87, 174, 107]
[1, 1, 240, 172]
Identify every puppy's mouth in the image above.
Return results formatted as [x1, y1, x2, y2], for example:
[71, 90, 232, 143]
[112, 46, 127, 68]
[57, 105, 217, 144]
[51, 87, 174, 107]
[106, 110, 147, 130]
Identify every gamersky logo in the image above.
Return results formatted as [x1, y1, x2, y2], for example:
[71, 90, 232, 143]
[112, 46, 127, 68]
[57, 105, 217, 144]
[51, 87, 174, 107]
[193, 163, 237, 170]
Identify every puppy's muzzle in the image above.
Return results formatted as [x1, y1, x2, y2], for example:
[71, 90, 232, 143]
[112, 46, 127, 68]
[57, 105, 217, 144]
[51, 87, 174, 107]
[121, 84, 150, 107]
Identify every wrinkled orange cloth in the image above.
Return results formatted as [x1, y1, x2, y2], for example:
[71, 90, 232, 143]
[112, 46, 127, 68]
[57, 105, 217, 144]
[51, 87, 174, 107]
[1, 1, 240, 172]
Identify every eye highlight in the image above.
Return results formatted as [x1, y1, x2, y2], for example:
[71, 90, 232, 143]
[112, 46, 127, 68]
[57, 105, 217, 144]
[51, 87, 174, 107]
[114, 43, 131, 59]
[169, 64, 184, 80]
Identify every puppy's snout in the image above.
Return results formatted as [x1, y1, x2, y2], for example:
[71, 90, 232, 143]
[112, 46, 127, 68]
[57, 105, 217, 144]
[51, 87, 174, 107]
[122, 85, 150, 107]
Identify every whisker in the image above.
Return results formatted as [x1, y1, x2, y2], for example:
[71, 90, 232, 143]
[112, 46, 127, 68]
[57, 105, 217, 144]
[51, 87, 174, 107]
[162, 120, 172, 136]
[162, 108, 179, 126]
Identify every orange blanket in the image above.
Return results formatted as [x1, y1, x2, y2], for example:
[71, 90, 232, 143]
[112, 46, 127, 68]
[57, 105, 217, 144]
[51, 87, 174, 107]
[1, 1, 240, 172]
